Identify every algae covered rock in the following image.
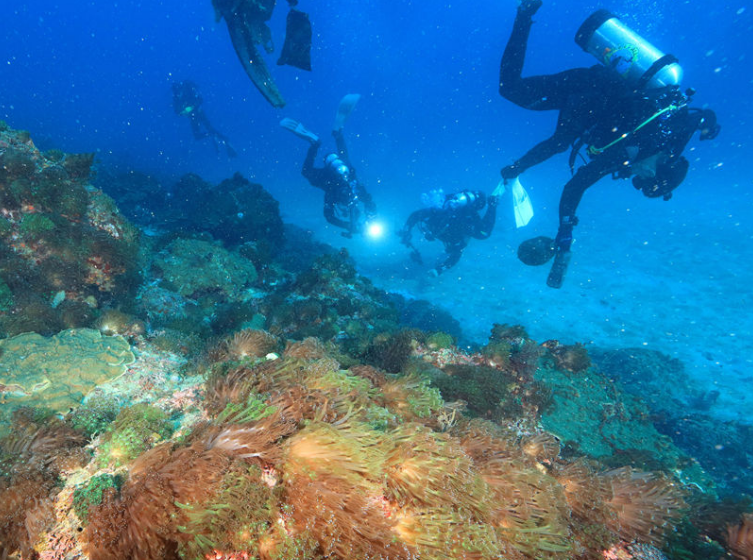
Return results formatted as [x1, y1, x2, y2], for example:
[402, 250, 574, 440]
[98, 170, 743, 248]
[0, 328, 135, 421]
[152, 237, 258, 300]
[0, 124, 141, 336]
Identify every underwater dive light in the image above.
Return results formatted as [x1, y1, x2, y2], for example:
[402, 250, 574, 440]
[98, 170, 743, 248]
[365, 221, 385, 239]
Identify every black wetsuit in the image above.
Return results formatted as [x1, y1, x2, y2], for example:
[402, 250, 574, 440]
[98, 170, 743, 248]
[402, 196, 497, 275]
[499, 8, 716, 287]
[302, 130, 377, 232]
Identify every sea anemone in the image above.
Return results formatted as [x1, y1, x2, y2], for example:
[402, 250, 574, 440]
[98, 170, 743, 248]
[83, 442, 232, 560]
[211, 328, 280, 362]
[379, 374, 444, 423]
[95, 308, 145, 337]
[553, 459, 609, 522]
[279, 423, 406, 559]
[521, 432, 561, 463]
[600, 467, 686, 544]
[204, 410, 296, 468]
[283, 336, 328, 360]
[0, 473, 57, 559]
[383, 424, 490, 521]
[0, 411, 87, 558]
[392, 509, 502, 560]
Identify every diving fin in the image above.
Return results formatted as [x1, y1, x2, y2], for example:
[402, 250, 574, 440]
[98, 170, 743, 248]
[546, 250, 571, 289]
[517, 236, 555, 266]
[277, 9, 312, 71]
[333, 94, 361, 132]
[225, 19, 285, 108]
[280, 118, 319, 144]
[492, 179, 506, 198]
[511, 177, 533, 228]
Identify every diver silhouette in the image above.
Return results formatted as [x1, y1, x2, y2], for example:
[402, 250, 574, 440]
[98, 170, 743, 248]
[499, 1, 720, 288]
[171, 80, 237, 158]
[398, 190, 498, 277]
[280, 95, 378, 237]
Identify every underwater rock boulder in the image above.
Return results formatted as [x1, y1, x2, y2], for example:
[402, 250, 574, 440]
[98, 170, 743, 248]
[167, 172, 285, 251]
[151, 237, 258, 301]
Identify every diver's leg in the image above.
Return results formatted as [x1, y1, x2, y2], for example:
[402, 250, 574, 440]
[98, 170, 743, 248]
[499, 3, 585, 111]
[547, 162, 611, 288]
[499, 5, 536, 95]
[332, 129, 352, 168]
[499, 3, 548, 108]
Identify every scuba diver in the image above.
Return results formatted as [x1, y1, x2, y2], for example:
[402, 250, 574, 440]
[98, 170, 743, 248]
[280, 95, 378, 237]
[172, 80, 237, 157]
[499, 1, 720, 288]
[398, 190, 498, 277]
[212, 0, 312, 108]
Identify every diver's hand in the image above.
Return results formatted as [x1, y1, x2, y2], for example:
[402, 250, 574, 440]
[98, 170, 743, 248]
[397, 228, 411, 245]
[501, 164, 521, 181]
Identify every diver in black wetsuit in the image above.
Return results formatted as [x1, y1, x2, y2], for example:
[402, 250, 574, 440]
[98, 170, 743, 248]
[172, 80, 236, 157]
[302, 130, 377, 237]
[281, 95, 377, 237]
[398, 191, 498, 277]
[499, 1, 720, 288]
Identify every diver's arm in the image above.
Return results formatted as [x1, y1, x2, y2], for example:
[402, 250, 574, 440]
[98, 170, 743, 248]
[403, 208, 431, 232]
[503, 133, 572, 179]
[356, 183, 377, 217]
[323, 202, 350, 229]
[399, 208, 429, 245]
[473, 198, 498, 240]
[668, 108, 715, 156]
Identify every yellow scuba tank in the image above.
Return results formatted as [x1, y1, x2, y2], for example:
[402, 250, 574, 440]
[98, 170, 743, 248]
[575, 10, 683, 89]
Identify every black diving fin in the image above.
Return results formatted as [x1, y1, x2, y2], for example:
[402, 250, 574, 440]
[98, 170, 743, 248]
[546, 250, 571, 289]
[226, 18, 285, 108]
[277, 9, 312, 71]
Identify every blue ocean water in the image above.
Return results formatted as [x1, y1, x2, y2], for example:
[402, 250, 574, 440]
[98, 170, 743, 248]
[1, 0, 751, 419]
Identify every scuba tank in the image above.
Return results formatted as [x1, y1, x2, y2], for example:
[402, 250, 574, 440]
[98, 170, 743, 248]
[575, 10, 683, 89]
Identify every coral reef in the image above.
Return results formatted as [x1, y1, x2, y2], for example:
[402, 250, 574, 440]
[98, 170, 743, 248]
[728, 513, 753, 560]
[0, 126, 749, 559]
[0, 329, 135, 429]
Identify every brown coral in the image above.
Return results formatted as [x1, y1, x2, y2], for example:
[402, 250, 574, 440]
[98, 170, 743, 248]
[83, 442, 232, 560]
[0, 412, 87, 558]
[727, 513, 753, 560]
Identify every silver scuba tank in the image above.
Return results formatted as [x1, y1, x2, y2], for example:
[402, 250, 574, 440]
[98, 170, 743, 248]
[575, 10, 683, 89]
